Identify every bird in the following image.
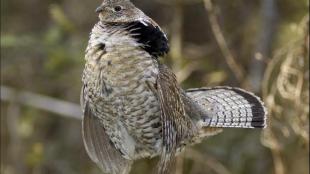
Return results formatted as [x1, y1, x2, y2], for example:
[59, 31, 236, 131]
[80, 0, 267, 174]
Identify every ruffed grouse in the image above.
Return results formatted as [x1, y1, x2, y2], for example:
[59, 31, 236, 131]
[80, 0, 267, 174]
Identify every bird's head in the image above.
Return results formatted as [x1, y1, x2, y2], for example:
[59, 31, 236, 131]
[96, 0, 150, 24]
[94, 0, 169, 57]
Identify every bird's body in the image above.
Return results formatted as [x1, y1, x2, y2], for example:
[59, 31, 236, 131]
[81, 1, 267, 174]
[83, 22, 162, 159]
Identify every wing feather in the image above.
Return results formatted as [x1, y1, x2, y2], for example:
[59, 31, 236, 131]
[81, 88, 132, 174]
[156, 65, 196, 174]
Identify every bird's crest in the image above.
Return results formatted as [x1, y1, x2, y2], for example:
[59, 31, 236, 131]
[96, 0, 146, 23]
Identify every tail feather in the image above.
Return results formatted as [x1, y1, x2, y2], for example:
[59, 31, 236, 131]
[186, 87, 267, 128]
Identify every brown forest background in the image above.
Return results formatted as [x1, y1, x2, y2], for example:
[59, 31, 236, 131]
[1, 0, 309, 174]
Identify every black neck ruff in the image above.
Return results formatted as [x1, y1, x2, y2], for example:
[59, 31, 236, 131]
[122, 21, 170, 58]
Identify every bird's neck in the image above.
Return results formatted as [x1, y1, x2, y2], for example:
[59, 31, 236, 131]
[89, 21, 169, 58]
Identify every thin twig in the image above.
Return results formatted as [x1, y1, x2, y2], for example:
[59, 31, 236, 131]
[203, 0, 246, 83]
[7, 98, 25, 174]
[170, 0, 184, 72]
[186, 148, 231, 174]
[175, 153, 185, 174]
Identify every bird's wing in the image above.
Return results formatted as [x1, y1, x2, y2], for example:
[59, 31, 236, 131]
[155, 64, 196, 174]
[81, 88, 132, 174]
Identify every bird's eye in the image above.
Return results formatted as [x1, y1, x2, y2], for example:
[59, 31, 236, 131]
[114, 5, 123, 12]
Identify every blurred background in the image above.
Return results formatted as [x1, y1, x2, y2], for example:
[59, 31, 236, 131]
[1, 0, 309, 174]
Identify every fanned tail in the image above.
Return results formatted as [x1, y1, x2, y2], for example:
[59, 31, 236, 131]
[186, 87, 267, 128]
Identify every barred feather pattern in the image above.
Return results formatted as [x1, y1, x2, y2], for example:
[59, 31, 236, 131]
[186, 87, 267, 129]
[83, 21, 163, 160]
[157, 65, 197, 174]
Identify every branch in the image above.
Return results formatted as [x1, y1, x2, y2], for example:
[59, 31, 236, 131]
[1, 86, 82, 120]
[249, 0, 278, 92]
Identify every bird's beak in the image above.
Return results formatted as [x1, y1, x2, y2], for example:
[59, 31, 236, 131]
[95, 5, 104, 13]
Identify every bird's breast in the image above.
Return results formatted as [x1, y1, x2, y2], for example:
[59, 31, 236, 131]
[83, 26, 163, 158]
[84, 23, 160, 97]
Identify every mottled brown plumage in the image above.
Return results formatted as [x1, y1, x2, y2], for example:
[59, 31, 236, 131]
[81, 1, 267, 174]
